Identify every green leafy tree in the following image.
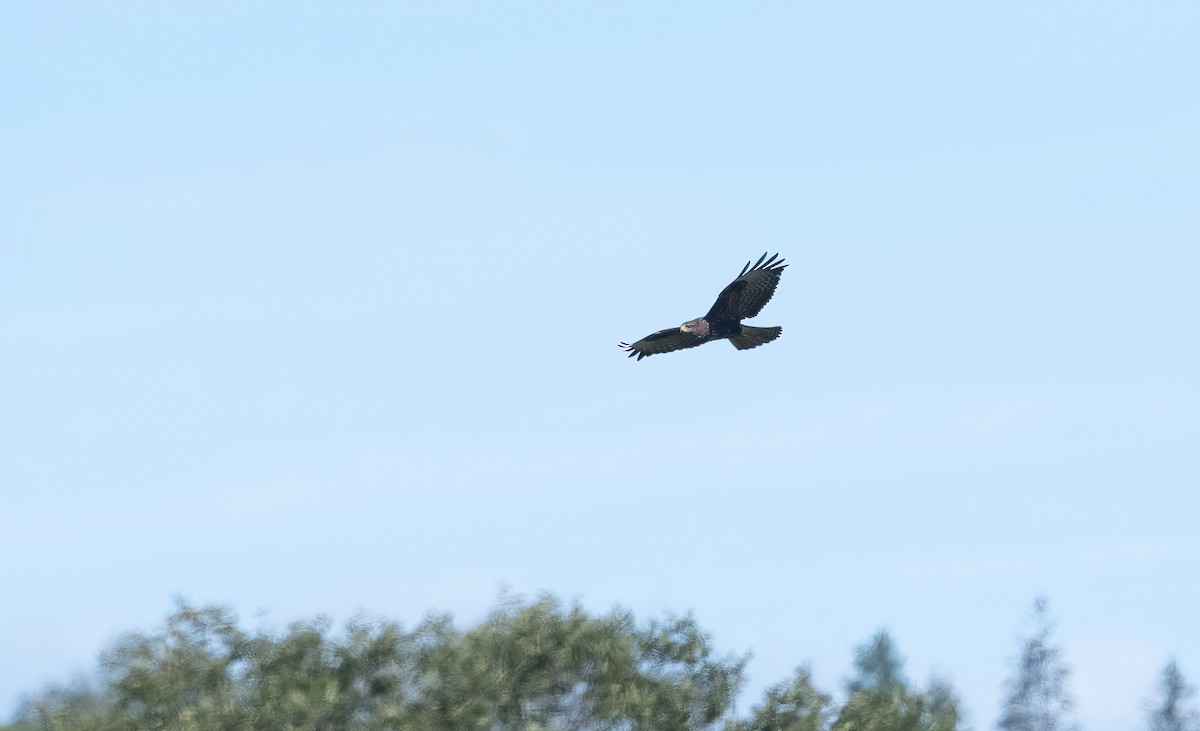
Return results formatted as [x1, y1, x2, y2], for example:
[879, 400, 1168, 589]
[8, 596, 981, 731]
[997, 596, 1077, 731]
[1148, 659, 1199, 731]
[103, 603, 246, 730]
[401, 594, 747, 730]
[10, 678, 107, 731]
[11, 594, 748, 731]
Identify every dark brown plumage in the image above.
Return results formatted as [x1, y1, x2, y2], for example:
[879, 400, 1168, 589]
[619, 252, 787, 361]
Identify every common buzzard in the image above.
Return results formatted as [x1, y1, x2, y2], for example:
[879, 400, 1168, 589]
[619, 252, 787, 360]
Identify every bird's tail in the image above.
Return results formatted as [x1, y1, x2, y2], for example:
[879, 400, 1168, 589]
[729, 325, 782, 350]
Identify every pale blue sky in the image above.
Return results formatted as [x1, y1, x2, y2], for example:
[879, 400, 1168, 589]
[3, 3, 1199, 729]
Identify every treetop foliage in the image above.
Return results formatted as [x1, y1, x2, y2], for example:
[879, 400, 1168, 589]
[7, 594, 969, 731]
[831, 629, 959, 731]
[13, 594, 750, 731]
[19, 592, 1188, 731]
[997, 596, 1077, 731]
[1148, 659, 1200, 731]
[846, 629, 907, 696]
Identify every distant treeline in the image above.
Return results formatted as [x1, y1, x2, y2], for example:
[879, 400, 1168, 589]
[4, 594, 1194, 731]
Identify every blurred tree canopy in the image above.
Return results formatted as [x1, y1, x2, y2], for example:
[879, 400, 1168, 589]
[10, 592, 1191, 729]
[830, 629, 960, 731]
[7, 595, 968, 731]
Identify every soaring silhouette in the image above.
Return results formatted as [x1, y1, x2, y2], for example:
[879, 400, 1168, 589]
[619, 252, 787, 361]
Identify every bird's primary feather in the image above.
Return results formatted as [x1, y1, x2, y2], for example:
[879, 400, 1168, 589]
[703, 252, 787, 324]
[618, 328, 705, 361]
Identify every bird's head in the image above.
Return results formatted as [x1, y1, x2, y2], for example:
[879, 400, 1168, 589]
[680, 318, 708, 336]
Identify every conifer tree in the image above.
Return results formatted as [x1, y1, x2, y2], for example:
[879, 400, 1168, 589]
[1148, 659, 1199, 731]
[997, 597, 1077, 731]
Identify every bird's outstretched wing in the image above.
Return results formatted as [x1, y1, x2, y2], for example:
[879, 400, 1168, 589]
[704, 252, 787, 323]
[619, 328, 705, 361]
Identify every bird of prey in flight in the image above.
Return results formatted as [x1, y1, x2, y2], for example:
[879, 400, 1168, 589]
[619, 252, 786, 361]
